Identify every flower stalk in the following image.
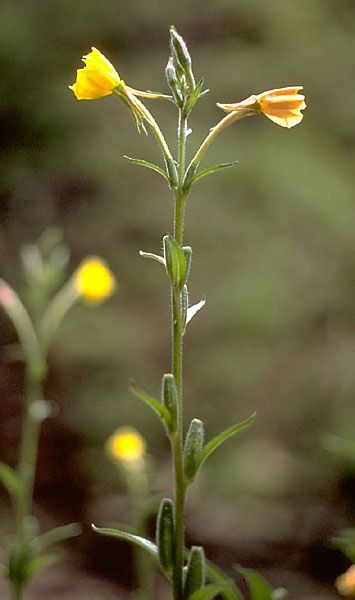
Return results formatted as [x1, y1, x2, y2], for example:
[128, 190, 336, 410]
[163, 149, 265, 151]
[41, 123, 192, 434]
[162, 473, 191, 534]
[72, 29, 306, 600]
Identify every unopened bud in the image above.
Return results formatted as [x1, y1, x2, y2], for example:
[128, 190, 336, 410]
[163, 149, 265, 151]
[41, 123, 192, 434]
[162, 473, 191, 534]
[156, 498, 175, 576]
[183, 418, 204, 482]
[183, 546, 206, 599]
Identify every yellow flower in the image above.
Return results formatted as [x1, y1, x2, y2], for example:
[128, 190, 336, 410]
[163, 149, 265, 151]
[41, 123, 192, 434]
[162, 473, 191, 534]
[106, 427, 146, 465]
[217, 86, 306, 129]
[336, 565, 355, 597]
[74, 256, 116, 304]
[335, 565, 355, 598]
[69, 47, 121, 100]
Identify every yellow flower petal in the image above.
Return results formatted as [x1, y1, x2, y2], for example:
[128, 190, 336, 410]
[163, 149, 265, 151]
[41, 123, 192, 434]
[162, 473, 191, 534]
[336, 565, 355, 597]
[217, 86, 306, 129]
[106, 427, 146, 465]
[69, 47, 120, 101]
[74, 256, 116, 303]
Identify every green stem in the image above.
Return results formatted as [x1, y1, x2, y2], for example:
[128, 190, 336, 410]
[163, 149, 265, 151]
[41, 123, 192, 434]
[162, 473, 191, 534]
[16, 370, 45, 538]
[171, 109, 188, 600]
[188, 109, 251, 171]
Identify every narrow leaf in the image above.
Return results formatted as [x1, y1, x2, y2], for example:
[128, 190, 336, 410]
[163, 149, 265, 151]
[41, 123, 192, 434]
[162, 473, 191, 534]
[35, 523, 82, 551]
[184, 546, 205, 599]
[198, 413, 256, 468]
[139, 250, 165, 265]
[92, 525, 158, 558]
[238, 567, 273, 600]
[124, 156, 168, 181]
[163, 235, 188, 290]
[206, 560, 243, 600]
[156, 498, 175, 575]
[192, 162, 238, 185]
[185, 78, 205, 114]
[190, 584, 227, 600]
[130, 380, 172, 431]
[186, 297, 206, 326]
[25, 552, 62, 579]
[0, 462, 23, 502]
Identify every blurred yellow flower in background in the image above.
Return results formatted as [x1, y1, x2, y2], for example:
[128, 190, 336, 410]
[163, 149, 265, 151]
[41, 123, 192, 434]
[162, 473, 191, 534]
[74, 256, 116, 303]
[336, 565, 355, 597]
[218, 86, 306, 129]
[69, 47, 121, 100]
[106, 427, 146, 465]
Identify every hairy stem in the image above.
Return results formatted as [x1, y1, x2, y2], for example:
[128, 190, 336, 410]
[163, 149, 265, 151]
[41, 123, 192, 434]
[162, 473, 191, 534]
[171, 109, 188, 600]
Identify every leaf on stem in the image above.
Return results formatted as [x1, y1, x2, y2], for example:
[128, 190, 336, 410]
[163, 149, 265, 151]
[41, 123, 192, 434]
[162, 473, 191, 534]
[184, 78, 205, 115]
[238, 567, 276, 600]
[189, 161, 238, 188]
[0, 461, 23, 502]
[25, 551, 62, 579]
[189, 584, 228, 600]
[129, 380, 173, 432]
[124, 156, 169, 181]
[92, 525, 158, 557]
[139, 250, 165, 265]
[186, 297, 206, 326]
[205, 559, 243, 600]
[35, 523, 82, 551]
[198, 413, 256, 468]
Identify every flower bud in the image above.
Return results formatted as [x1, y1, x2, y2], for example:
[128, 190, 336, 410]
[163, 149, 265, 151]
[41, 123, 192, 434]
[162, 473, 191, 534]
[162, 374, 177, 431]
[156, 498, 175, 576]
[165, 56, 183, 106]
[170, 26, 195, 91]
[183, 418, 204, 483]
[183, 546, 206, 599]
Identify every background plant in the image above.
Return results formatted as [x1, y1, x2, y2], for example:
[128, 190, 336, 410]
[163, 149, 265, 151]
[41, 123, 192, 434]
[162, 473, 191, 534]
[0, 229, 115, 599]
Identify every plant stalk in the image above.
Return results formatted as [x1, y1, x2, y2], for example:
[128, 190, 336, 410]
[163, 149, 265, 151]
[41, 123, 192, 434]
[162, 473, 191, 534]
[171, 109, 188, 600]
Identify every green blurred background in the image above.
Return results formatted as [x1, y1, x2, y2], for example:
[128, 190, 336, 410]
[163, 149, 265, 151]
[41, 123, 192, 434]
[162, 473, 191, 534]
[1, 0, 355, 598]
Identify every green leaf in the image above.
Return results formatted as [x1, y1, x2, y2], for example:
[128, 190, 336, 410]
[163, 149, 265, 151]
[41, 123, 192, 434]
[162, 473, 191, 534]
[191, 162, 238, 185]
[139, 250, 165, 265]
[186, 297, 206, 326]
[198, 413, 256, 468]
[184, 419, 204, 482]
[0, 462, 23, 502]
[35, 523, 82, 551]
[163, 235, 189, 290]
[333, 528, 355, 562]
[190, 584, 227, 600]
[124, 156, 168, 181]
[25, 551, 62, 579]
[92, 525, 158, 558]
[130, 380, 173, 431]
[239, 567, 273, 600]
[185, 78, 205, 115]
[156, 498, 175, 576]
[206, 560, 243, 600]
[184, 546, 205, 599]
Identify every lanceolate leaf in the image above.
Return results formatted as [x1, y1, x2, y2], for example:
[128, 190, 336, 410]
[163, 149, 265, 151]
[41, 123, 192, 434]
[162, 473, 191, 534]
[124, 156, 169, 181]
[198, 413, 256, 468]
[186, 297, 206, 326]
[0, 462, 23, 502]
[139, 250, 165, 265]
[191, 161, 238, 186]
[25, 552, 62, 579]
[238, 567, 273, 600]
[92, 525, 158, 558]
[35, 523, 82, 551]
[206, 560, 243, 600]
[190, 584, 227, 600]
[185, 78, 205, 115]
[130, 380, 173, 431]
